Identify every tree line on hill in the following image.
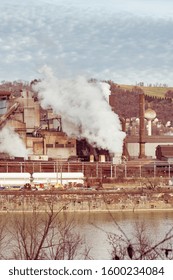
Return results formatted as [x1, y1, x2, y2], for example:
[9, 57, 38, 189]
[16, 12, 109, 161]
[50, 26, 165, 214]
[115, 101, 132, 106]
[0, 80, 172, 125]
[109, 81, 173, 124]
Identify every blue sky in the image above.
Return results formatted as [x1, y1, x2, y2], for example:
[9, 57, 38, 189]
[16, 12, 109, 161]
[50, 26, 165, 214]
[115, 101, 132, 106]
[1, 0, 173, 85]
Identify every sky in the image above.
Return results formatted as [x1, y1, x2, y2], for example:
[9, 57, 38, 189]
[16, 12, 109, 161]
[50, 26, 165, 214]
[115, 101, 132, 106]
[1, 0, 173, 85]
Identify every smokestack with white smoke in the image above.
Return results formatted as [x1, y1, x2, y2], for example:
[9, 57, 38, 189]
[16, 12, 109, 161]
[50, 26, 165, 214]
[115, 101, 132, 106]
[0, 126, 28, 159]
[34, 66, 126, 155]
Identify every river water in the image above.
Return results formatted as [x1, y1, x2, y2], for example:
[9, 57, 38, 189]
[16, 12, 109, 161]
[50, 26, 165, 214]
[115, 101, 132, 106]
[71, 210, 173, 259]
[1, 210, 173, 259]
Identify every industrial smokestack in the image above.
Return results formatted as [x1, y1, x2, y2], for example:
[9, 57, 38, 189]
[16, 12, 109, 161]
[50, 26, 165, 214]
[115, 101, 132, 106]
[139, 92, 146, 158]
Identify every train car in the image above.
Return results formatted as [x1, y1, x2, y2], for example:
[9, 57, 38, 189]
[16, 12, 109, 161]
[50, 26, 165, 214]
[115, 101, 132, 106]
[32, 172, 84, 186]
[0, 172, 31, 186]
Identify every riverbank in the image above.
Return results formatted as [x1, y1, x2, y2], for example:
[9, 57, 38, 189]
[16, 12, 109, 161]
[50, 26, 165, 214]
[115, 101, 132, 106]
[1, 208, 173, 213]
[0, 188, 173, 213]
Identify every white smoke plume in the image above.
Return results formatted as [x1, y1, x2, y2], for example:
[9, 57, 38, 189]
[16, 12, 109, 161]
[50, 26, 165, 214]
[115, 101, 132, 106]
[34, 66, 126, 154]
[99, 82, 110, 102]
[0, 126, 28, 158]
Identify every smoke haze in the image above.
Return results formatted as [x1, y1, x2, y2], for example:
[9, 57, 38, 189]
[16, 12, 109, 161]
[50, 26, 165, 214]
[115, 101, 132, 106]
[0, 126, 28, 158]
[34, 66, 125, 154]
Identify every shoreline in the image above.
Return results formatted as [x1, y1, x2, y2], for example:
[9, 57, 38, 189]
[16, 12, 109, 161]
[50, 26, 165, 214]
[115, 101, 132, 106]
[1, 207, 173, 213]
[1, 188, 173, 213]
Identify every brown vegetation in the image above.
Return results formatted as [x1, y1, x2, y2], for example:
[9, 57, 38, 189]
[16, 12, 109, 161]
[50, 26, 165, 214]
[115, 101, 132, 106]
[109, 81, 173, 124]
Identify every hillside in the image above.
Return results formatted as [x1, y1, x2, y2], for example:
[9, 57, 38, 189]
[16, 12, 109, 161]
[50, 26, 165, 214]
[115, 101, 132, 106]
[0, 80, 173, 124]
[119, 84, 173, 98]
[109, 82, 173, 124]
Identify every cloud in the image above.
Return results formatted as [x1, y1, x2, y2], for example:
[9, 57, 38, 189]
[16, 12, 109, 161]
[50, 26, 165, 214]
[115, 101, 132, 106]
[0, 0, 173, 85]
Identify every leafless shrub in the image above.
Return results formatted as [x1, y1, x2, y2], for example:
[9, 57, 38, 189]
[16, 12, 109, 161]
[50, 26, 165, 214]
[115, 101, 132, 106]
[142, 178, 161, 190]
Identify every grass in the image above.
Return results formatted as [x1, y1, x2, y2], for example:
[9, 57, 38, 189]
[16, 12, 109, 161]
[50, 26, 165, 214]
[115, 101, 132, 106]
[119, 84, 173, 98]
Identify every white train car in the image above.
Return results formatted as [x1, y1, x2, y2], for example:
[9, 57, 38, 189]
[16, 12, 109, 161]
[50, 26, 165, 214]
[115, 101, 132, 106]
[32, 172, 84, 185]
[0, 173, 31, 186]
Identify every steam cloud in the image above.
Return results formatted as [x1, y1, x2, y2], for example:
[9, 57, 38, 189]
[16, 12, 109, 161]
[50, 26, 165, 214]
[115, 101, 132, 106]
[0, 126, 28, 158]
[34, 66, 125, 154]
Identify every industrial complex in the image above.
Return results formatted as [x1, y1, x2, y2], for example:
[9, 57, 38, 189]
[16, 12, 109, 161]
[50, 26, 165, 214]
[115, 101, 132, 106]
[0, 81, 173, 163]
[0, 81, 173, 213]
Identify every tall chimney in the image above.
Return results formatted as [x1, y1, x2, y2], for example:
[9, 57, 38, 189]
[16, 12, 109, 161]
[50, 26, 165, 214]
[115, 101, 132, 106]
[139, 93, 146, 158]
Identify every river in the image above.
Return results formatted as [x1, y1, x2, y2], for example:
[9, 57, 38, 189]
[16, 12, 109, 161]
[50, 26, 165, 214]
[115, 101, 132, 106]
[71, 210, 173, 259]
[1, 210, 173, 259]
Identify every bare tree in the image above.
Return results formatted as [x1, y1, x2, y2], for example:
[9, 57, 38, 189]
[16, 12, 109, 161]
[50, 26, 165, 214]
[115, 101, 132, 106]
[0, 218, 7, 259]
[89, 197, 173, 260]
[108, 220, 173, 260]
[8, 203, 90, 260]
[9, 205, 60, 259]
[45, 216, 87, 260]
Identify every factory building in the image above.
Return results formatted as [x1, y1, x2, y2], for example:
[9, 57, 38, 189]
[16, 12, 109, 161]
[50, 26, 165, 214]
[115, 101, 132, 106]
[0, 89, 76, 160]
[126, 135, 173, 159]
